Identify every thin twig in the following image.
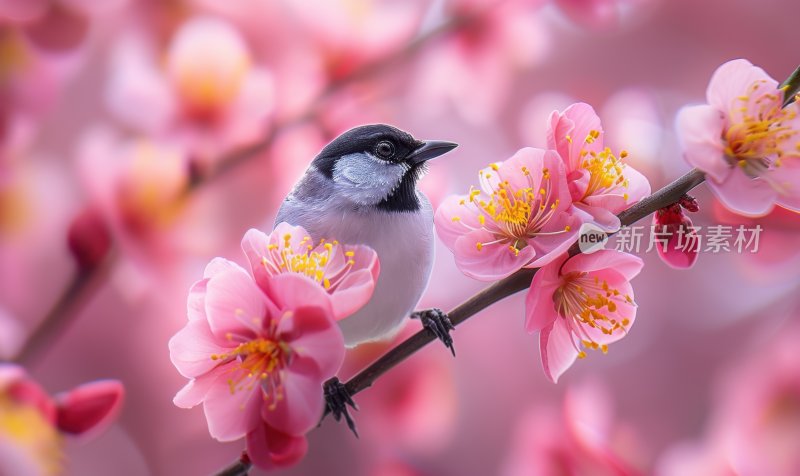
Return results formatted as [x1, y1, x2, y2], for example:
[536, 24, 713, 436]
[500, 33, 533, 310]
[11, 253, 116, 365]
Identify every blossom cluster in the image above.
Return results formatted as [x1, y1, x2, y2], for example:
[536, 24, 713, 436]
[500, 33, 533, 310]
[436, 103, 649, 382]
[169, 223, 378, 470]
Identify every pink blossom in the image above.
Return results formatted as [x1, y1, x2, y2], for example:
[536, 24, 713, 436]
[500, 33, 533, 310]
[105, 16, 274, 161]
[77, 128, 190, 255]
[652, 201, 699, 270]
[526, 250, 643, 383]
[0, 364, 124, 475]
[547, 102, 652, 231]
[169, 252, 346, 470]
[435, 147, 582, 281]
[241, 223, 380, 321]
[676, 59, 800, 217]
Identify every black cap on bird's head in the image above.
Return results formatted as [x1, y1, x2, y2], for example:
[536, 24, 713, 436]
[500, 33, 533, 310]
[312, 124, 458, 212]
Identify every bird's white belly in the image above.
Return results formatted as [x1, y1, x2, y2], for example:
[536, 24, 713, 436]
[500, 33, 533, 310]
[302, 207, 435, 346]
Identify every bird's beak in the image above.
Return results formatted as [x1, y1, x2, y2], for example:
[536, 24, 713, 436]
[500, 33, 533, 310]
[407, 140, 458, 165]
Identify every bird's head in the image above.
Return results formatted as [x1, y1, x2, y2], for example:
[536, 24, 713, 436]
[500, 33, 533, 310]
[311, 124, 457, 212]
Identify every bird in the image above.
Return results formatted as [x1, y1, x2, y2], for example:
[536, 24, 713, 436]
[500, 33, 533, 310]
[274, 124, 458, 433]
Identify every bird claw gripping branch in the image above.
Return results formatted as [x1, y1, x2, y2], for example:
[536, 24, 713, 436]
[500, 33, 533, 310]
[322, 377, 359, 437]
[412, 308, 456, 357]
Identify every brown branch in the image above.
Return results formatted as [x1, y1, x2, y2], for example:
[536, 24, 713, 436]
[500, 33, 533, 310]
[342, 168, 706, 397]
[10, 253, 116, 365]
[213, 452, 252, 476]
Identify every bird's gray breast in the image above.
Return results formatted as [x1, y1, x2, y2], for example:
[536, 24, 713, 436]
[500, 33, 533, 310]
[276, 180, 435, 346]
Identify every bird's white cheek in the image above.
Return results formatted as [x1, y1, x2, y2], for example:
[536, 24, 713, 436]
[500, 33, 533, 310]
[332, 153, 407, 205]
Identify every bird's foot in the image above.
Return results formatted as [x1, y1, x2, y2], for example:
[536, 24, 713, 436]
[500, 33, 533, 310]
[321, 377, 358, 437]
[411, 308, 456, 356]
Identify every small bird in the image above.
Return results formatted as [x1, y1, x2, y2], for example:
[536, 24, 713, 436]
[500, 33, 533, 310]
[275, 124, 457, 348]
[275, 124, 458, 433]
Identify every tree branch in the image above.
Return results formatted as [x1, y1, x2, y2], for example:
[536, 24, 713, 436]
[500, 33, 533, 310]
[9, 253, 115, 365]
[342, 168, 706, 398]
[214, 452, 252, 476]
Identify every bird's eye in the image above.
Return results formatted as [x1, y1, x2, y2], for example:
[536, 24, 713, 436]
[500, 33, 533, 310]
[375, 141, 395, 159]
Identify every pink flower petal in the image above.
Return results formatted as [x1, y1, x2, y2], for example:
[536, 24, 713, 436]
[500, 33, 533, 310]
[525, 257, 565, 333]
[620, 165, 652, 205]
[202, 368, 264, 442]
[711, 167, 778, 217]
[434, 195, 485, 250]
[204, 264, 270, 340]
[573, 202, 621, 232]
[706, 59, 774, 113]
[1, 365, 56, 423]
[173, 366, 229, 409]
[540, 319, 580, 384]
[675, 105, 729, 182]
[262, 273, 334, 322]
[453, 228, 536, 281]
[561, 249, 644, 281]
[262, 357, 326, 435]
[526, 214, 582, 267]
[327, 244, 379, 319]
[246, 422, 308, 471]
[189, 259, 241, 322]
[169, 318, 233, 378]
[241, 227, 277, 290]
[277, 307, 344, 380]
[187, 279, 209, 322]
[203, 257, 241, 279]
[54, 380, 124, 435]
[548, 102, 604, 173]
[770, 159, 800, 212]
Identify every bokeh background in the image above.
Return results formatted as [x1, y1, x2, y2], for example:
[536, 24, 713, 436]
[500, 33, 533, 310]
[3, 0, 800, 474]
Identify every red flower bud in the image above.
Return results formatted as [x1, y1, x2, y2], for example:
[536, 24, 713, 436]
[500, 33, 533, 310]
[67, 207, 111, 271]
[653, 204, 699, 269]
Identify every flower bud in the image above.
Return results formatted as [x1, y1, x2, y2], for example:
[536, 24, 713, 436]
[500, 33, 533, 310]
[67, 206, 111, 271]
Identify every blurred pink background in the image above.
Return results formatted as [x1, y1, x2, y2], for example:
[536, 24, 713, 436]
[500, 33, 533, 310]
[2, 0, 800, 474]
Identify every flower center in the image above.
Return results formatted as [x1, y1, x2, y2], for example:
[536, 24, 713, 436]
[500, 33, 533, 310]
[553, 272, 633, 358]
[212, 335, 291, 409]
[450, 164, 573, 256]
[0, 31, 29, 80]
[119, 141, 188, 231]
[0, 395, 62, 475]
[261, 232, 356, 290]
[725, 81, 799, 176]
[576, 130, 630, 200]
[481, 166, 564, 249]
